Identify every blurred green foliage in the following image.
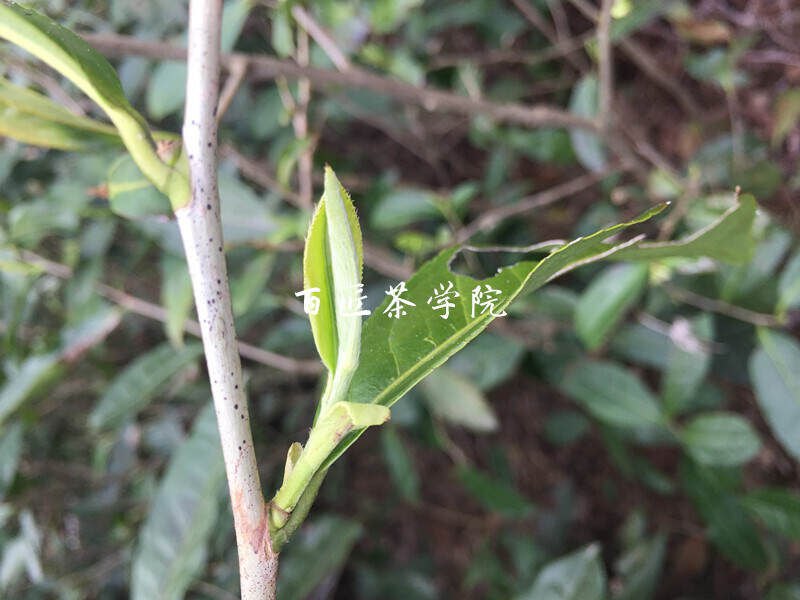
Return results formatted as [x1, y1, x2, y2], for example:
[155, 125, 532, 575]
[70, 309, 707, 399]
[1, 0, 800, 598]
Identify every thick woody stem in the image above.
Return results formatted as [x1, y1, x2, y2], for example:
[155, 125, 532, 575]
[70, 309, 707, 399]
[180, 1, 277, 598]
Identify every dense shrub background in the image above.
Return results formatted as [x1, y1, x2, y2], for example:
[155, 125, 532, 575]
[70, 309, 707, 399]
[1, 1, 800, 598]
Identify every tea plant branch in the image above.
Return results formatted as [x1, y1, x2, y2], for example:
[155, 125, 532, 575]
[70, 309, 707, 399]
[80, 32, 600, 131]
[455, 165, 625, 243]
[179, 0, 276, 597]
[15, 249, 322, 375]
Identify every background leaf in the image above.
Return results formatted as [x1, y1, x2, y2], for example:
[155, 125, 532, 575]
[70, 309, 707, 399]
[749, 328, 800, 460]
[516, 543, 606, 600]
[456, 465, 534, 518]
[277, 516, 363, 600]
[380, 426, 420, 504]
[420, 367, 498, 432]
[131, 404, 226, 600]
[680, 412, 761, 466]
[574, 262, 649, 350]
[88, 343, 203, 430]
[740, 488, 800, 540]
[561, 360, 664, 429]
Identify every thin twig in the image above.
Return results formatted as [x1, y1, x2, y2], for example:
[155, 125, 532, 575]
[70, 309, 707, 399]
[181, 1, 277, 596]
[429, 33, 592, 69]
[509, 0, 587, 71]
[293, 27, 313, 209]
[596, 0, 614, 132]
[216, 55, 248, 124]
[455, 166, 625, 243]
[290, 5, 351, 71]
[567, 0, 701, 116]
[80, 33, 600, 132]
[662, 283, 783, 328]
[17, 250, 322, 374]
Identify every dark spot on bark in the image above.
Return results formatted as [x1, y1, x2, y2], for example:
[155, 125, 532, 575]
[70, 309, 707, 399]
[238, 446, 241, 451]
[234, 404, 238, 409]
[217, 279, 221, 284]
[241, 414, 244, 420]
[218, 246, 223, 252]
[207, 142, 212, 148]
[235, 385, 239, 389]
[206, 203, 211, 210]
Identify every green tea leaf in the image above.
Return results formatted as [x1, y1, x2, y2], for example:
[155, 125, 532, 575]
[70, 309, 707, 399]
[0, 353, 63, 427]
[456, 466, 534, 518]
[131, 404, 226, 600]
[277, 516, 362, 600]
[0, 77, 120, 151]
[322, 202, 668, 468]
[767, 583, 800, 600]
[516, 543, 606, 600]
[662, 314, 713, 416]
[303, 167, 364, 405]
[146, 0, 251, 119]
[575, 262, 649, 350]
[777, 250, 800, 317]
[561, 360, 664, 429]
[612, 534, 666, 600]
[0, 422, 23, 500]
[749, 329, 800, 460]
[108, 154, 171, 219]
[680, 412, 761, 466]
[420, 367, 498, 432]
[542, 410, 590, 446]
[161, 254, 194, 347]
[741, 488, 800, 540]
[569, 75, 606, 172]
[681, 460, 768, 570]
[611, 194, 757, 265]
[380, 426, 420, 504]
[0, 103, 119, 152]
[0, 4, 188, 205]
[88, 343, 203, 430]
[0, 77, 118, 135]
